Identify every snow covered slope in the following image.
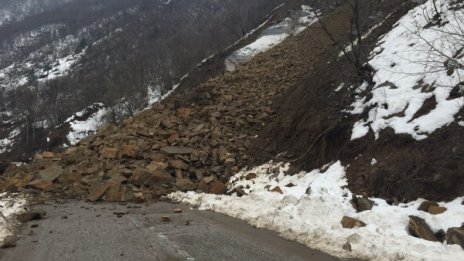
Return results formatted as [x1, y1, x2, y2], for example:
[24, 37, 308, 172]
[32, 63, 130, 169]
[64, 103, 107, 145]
[170, 161, 464, 260]
[350, 0, 464, 140]
[225, 5, 318, 72]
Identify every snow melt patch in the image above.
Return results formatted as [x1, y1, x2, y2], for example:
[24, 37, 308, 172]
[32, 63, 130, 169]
[170, 161, 464, 261]
[65, 103, 107, 145]
[349, 0, 464, 140]
[38, 50, 86, 82]
[0, 128, 20, 154]
[0, 194, 26, 241]
[225, 5, 318, 72]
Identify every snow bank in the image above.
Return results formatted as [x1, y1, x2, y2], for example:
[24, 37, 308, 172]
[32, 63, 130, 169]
[349, 0, 464, 140]
[170, 161, 464, 260]
[0, 194, 26, 242]
[225, 5, 318, 72]
[65, 103, 107, 145]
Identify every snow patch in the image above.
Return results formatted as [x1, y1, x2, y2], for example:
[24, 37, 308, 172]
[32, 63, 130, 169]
[349, 0, 464, 140]
[0, 128, 20, 154]
[170, 161, 464, 260]
[0, 194, 26, 242]
[225, 5, 318, 72]
[65, 103, 107, 145]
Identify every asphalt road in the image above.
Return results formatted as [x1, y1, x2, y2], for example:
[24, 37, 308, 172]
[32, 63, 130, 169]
[0, 201, 350, 261]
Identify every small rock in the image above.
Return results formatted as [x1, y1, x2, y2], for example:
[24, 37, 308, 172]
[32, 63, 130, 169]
[351, 195, 374, 212]
[113, 211, 128, 218]
[105, 183, 125, 202]
[408, 216, 438, 242]
[342, 241, 352, 251]
[173, 208, 182, 213]
[17, 211, 46, 223]
[161, 146, 193, 155]
[203, 176, 217, 185]
[341, 216, 366, 229]
[209, 181, 227, 195]
[418, 201, 439, 212]
[133, 192, 146, 203]
[428, 206, 447, 215]
[184, 220, 191, 226]
[270, 186, 283, 194]
[38, 164, 63, 182]
[100, 147, 119, 159]
[245, 173, 257, 180]
[169, 159, 188, 170]
[87, 182, 111, 202]
[161, 216, 171, 222]
[229, 186, 246, 197]
[28, 179, 53, 191]
[435, 229, 446, 242]
[42, 151, 55, 158]
[120, 145, 137, 158]
[446, 227, 464, 249]
[175, 178, 196, 191]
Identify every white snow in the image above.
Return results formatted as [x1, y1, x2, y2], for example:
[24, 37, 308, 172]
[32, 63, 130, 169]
[65, 103, 107, 145]
[349, 0, 464, 140]
[0, 193, 26, 242]
[0, 128, 20, 154]
[170, 161, 464, 261]
[38, 50, 86, 82]
[225, 5, 318, 72]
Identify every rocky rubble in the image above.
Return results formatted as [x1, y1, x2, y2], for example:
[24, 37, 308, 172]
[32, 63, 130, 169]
[0, 13, 325, 203]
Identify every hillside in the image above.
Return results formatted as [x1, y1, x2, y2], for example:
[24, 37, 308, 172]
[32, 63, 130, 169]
[0, 0, 286, 162]
[1, 0, 464, 260]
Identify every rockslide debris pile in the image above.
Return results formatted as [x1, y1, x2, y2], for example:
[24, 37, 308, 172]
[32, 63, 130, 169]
[0, 4, 355, 202]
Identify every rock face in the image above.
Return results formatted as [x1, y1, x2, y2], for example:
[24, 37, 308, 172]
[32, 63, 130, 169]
[408, 216, 438, 242]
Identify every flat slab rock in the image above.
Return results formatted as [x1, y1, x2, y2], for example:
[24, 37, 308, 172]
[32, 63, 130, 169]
[160, 146, 193, 155]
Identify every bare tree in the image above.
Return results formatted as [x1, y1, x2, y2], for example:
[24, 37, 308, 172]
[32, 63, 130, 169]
[310, 0, 373, 84]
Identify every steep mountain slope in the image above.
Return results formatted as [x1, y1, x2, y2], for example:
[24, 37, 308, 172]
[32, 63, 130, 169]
[0, 1, 337, 200]
[0, 0, 284, 162]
